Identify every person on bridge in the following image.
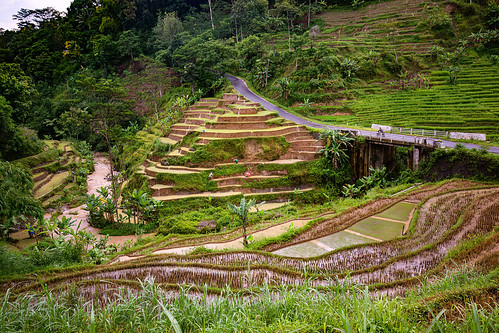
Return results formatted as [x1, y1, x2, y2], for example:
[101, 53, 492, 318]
[377, 128, 384, 137]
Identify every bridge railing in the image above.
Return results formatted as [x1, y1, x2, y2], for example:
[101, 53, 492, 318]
[372, 124, 486, 141]
[391, 127, 447, 138]
[359, 130, 444, 148]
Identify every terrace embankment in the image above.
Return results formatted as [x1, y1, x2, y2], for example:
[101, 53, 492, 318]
[4, 180, 497, 299]
[136, 93, 324, 204]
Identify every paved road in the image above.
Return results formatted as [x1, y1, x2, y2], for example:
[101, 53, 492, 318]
[226, 74, 499, 154]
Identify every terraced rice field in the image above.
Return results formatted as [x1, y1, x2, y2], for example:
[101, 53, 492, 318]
[21, 141, 83, 206]
[139, 93, 323, 203]
[268, 0, 432, 55]
[261, 0, 498, 141]
[317, 59, 499, 140]
[4, 180, 497, 300]
[274, 201, 413, 257]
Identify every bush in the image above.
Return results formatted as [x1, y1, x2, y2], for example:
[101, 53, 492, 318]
[415, 146, 499, 182]
[13, 149, 61, 168]
[158, 206, 232, 235]
[382, 53, 402, 75]
[171, 137, 290, 166]
[100, 223, 156, 236]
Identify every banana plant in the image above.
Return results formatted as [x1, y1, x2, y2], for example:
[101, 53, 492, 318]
[227, 197, 257, 247]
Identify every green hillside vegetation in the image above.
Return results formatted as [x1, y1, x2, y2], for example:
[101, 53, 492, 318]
[0, 0, 498, 331]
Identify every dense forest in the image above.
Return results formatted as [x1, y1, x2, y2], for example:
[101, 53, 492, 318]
[1, 0, 498, 160]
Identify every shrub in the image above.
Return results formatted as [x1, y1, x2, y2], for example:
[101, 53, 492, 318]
[416, 147, 499, 182]
[13, 149, 61, 168]
[171, 137, 290, 166]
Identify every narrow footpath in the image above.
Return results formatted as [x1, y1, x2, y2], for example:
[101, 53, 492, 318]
[226, 75, 499, 155]
[12, 154, 148, 248]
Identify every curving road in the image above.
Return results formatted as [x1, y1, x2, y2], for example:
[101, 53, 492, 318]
[226, 74, 499, 154]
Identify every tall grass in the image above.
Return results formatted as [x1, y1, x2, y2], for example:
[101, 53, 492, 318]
[1, 275, 496, 332]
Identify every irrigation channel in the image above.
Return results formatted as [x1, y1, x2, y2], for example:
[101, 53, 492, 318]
[225, 74, 499, 155]
[4, 181, 497, 300]
[114, 201, 415, 263]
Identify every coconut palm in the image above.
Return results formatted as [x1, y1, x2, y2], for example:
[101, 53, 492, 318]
[227, 197, 257, 247]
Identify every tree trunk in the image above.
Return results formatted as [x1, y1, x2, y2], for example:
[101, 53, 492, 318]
[104, 124, 119, 224]
[287, 18, 291, 51]
[242, 217, 248, 247]
[308, 0, 311, 27]
[265, 59, 269, 86]
[208, 0, 215, 31]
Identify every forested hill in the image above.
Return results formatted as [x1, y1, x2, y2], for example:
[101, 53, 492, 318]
[1, 0, 498, 161]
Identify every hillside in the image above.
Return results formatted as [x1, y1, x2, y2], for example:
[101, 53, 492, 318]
[258, 0, 499, 142]
[1, 0, 498, 331]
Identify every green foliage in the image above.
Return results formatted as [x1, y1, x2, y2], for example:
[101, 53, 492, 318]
[339, 58, 360, 80]
[1, 272, 497, 332]
[171, 137, 290, 166]
[0, 63, 35, 124]
[227, 197, 258, 247]
[123, 173, 152, 196]
[0, 97, 43, 161]
[100, 223, 156, 236]
[122, 189, 163, 225]
[156, 173, 217, 192]
[0, 161, 43, 239]
[416, 146, 499, 182]
[342, 166, 389, 198]
[11, 148, 60, 169]
[317, 129, 354, 169]
[153, 12, 183, 49]
[237, 35, 265, 70]
[158, 206, 232, 235]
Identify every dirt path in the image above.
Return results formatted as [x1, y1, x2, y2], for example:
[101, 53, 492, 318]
[66, 154, 152, 246]
[12, 154, 149, 248]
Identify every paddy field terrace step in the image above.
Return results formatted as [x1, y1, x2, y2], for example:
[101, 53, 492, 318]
[151, 181, 296, 199]
[205, 121, 292, 130]
[33, 171, 49, 183]
[34, 173, 55, 192]
[214, 175, 282, 187]
[182, 118, 206, 126]
[152, 185, 315, 202]
[282, 151, 319, 161]
[229, 106, 259, 115]
[144, 160, 209, 173]
[143, 165, 201, 177]
[198, 125, 307, 139]
[216, 114, 277, 122]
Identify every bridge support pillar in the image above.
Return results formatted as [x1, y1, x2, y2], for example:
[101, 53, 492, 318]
[413, 147, 420, 170]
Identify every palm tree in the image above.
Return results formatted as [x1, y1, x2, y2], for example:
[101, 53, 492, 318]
[318, 129, 354, 169]
[227, 197, 257, 247]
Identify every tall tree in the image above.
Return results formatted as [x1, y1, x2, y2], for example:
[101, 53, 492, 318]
[13, 7, 62, 29]
[0, 63, 36, 125]
[274, 0, 303, 50]
[153, 12, 184, 49]
[117, 30, 141, 63]
[232, 0, 268, 41]
[75, 73, 133, 223]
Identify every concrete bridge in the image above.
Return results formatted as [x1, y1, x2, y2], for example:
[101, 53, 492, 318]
[348, 132, 436, 178]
